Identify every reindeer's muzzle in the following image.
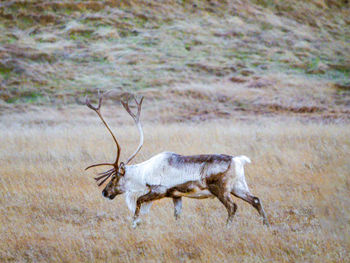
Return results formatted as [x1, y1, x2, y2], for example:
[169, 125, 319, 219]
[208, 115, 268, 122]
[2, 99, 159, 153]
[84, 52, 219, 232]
[102, 189, 119, 200]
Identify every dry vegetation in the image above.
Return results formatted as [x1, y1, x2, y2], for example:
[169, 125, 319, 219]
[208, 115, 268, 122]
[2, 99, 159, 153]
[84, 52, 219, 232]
[1, 0, 350, 262]
[1, 108, 350, 262]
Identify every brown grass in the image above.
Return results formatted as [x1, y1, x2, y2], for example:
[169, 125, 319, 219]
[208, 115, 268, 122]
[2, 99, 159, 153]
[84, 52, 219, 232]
[1, 108, 349, 262]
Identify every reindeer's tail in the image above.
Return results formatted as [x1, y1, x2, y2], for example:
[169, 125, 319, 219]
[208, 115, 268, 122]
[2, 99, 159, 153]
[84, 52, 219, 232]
[235, 155, 251, 165]
[233, 155, 251, 182]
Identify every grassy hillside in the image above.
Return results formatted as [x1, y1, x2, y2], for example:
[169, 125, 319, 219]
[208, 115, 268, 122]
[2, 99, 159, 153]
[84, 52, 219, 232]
[0, 0, 349, 121]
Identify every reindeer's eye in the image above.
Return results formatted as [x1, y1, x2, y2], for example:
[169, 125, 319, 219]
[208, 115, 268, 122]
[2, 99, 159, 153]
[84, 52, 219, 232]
[112, 175, 119, 182]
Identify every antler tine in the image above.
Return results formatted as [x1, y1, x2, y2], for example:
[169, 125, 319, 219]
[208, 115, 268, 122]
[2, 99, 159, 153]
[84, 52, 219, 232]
[85, 90, 122, 169]
[120, 97, 135, 119]
[85, 162, 115, 171]
[94, 169, 116, 182]
[85, 90, 102, 111]
[121, 95, 144, 122]
[134, 96, 144, 121]
[96, 171, 116, 186]
[121, 95, 144, 164]
[97, 167, 115, 176]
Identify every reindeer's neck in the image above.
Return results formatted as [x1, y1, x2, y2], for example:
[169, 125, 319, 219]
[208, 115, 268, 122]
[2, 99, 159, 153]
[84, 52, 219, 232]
[122, 164, 150, 213]
[123, 164, 148, 190]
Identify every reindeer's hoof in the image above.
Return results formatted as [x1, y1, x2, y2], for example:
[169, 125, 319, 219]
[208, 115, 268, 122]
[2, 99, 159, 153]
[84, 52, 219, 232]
[225, 216, 235, 227]
[263, 219, 270, 227]
[225, 220, 233, 228]
[132, 218, 141, 229]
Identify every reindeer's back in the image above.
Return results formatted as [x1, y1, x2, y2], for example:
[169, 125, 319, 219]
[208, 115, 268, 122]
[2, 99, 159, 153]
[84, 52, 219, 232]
[140, 152, 232, 187]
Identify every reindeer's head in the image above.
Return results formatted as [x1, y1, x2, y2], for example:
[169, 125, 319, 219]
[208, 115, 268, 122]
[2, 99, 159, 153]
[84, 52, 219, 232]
[85, 91, 144, 200]
[102, 168, 125, 199]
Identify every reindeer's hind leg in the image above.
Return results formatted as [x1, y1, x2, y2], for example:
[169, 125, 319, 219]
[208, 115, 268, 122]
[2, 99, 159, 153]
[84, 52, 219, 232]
[172, 197, 182, 220]
[133, 185, 167, 228]
[231, 187, 269, 226]
[208, 184, 237, 225]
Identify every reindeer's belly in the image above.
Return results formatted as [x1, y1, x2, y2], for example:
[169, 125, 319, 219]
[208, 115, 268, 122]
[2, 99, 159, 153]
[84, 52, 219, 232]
[172, 187, 214, 199]
[183, 189, 214, 199]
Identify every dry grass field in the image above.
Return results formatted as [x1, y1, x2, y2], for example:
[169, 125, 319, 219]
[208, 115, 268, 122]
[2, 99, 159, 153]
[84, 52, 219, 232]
[1, 107, 349, 262]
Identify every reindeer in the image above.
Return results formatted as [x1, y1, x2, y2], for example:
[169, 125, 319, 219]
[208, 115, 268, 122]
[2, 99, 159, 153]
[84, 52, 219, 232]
[85, 92, 269, 228]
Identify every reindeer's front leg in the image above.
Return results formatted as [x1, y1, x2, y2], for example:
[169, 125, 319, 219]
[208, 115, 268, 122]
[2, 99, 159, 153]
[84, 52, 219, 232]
[133, 185, 167, 228]
[172, 197, 182, 220]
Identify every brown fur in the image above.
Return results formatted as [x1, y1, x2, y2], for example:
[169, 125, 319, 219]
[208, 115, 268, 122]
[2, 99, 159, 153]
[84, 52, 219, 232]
[168, 154, 232, 167]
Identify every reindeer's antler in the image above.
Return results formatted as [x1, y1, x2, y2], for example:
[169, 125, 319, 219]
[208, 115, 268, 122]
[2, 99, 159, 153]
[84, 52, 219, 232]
[85, 91, 145, 185]
[85, 90, 122, 185]
[121, 94, 144, 164]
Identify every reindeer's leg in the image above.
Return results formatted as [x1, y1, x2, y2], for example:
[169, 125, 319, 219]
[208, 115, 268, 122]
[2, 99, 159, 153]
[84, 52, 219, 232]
[133, 185, 167, 228]
[208, 184, 237, 225]
[231, 188, 269, 226]
[172, 197, 182, 220]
